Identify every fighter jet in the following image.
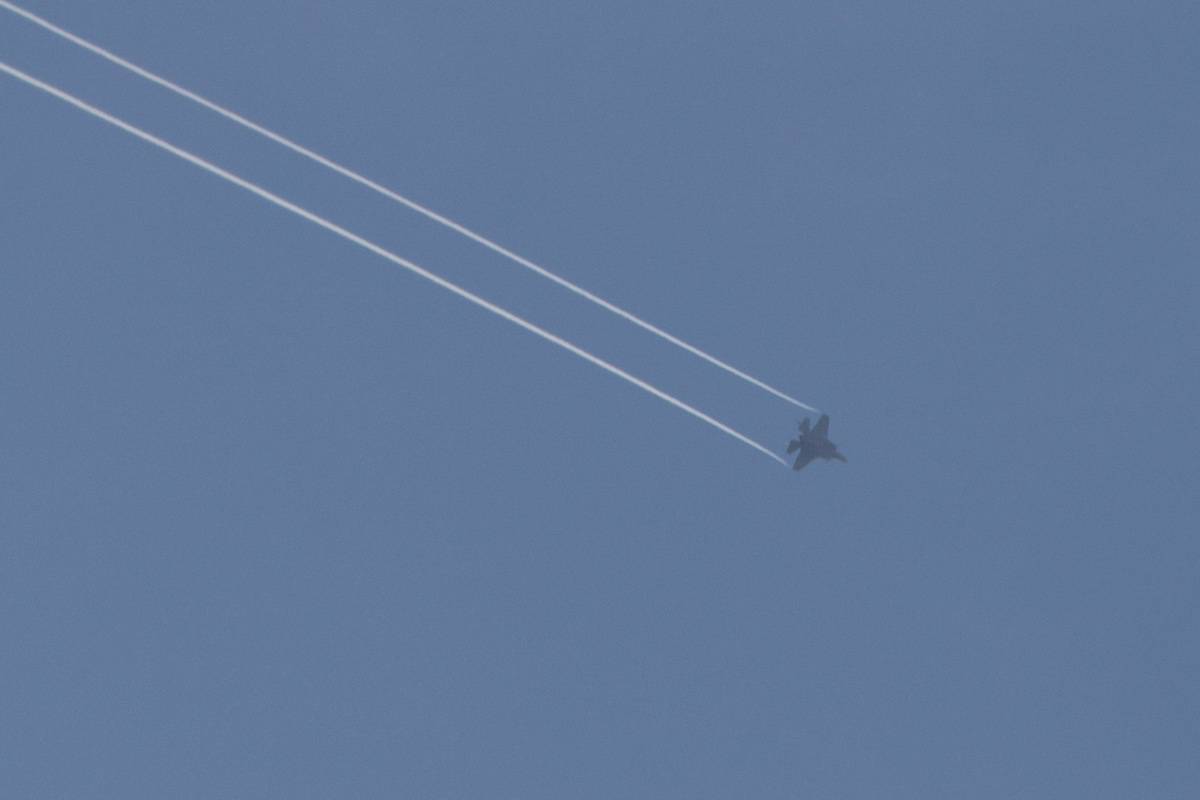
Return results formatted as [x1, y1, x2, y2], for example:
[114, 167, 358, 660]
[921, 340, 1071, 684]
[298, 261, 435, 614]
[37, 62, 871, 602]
[786, 414, 847, 471]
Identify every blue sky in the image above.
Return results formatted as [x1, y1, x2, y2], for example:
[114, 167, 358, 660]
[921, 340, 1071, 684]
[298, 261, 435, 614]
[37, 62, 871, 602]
[2, 2, 1197, 797]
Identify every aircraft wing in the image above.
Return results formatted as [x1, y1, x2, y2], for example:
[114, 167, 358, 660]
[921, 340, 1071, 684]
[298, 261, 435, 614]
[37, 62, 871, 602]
[792, 450, 817, 471]
[813, 414, 830, 438]
[786, 439, 802, 454]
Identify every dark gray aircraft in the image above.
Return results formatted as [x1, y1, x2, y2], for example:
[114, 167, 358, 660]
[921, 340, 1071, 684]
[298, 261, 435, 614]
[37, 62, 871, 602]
[786, 415, 847, 471]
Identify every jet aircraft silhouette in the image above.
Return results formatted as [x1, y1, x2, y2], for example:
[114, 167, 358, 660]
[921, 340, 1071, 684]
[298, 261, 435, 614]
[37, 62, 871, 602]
[786, 415, 847, 471]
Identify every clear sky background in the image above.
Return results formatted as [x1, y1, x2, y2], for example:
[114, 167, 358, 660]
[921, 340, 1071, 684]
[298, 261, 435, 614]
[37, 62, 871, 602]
[2, 1, 1197, 797]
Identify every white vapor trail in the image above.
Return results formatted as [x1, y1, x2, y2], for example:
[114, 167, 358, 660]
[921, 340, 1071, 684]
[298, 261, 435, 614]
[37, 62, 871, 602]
[0, 61, 788, 467]
[0, 0, 819, 415]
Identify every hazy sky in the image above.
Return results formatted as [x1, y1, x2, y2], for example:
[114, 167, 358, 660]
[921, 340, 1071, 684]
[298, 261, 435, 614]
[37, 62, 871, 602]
[2, 2, 1197, 797]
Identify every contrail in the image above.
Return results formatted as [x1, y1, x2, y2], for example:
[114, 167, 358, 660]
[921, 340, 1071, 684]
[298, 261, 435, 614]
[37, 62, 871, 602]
[0, 0, 819, 415]
[0, 60, 788, 467]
